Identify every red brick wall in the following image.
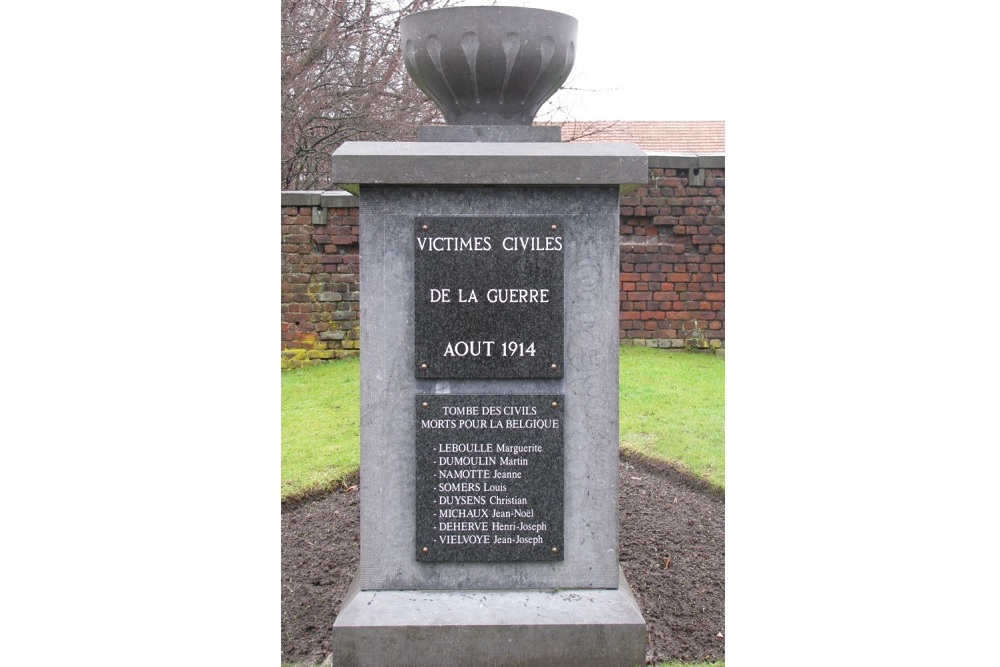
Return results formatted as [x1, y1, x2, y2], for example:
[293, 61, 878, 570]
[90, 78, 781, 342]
[619, 156, 724, 349]
[281, 192, 361, 368]
[280, 158, 724, 365]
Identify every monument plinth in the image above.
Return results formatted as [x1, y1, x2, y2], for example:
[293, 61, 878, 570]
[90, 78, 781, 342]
[329, 7, 649, 665]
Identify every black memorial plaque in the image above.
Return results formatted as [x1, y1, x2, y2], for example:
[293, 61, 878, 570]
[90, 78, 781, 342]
[415, 394, 564, 562]
[414, 216, 564, 379]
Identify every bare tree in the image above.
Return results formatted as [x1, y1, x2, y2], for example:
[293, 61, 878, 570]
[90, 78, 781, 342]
[534, 81, 621, 143]
[543, 118, 622, 144]
[281, 0, 454, 190]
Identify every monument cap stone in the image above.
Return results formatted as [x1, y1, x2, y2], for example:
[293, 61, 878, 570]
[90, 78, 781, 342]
[331, 141, 649, 186]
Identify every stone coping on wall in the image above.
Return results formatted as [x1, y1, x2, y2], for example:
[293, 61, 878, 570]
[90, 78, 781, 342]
[282, 190, 360, 208]
[283, 154, 724, 209]
[645, 153, 725, 170]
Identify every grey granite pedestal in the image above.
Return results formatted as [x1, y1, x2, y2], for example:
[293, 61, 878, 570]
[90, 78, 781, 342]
[329, 139, 649, 667]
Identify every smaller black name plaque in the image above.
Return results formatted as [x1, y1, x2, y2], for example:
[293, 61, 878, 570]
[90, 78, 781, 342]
[414, 216, 564, 379]
[415, 394, 564, 562]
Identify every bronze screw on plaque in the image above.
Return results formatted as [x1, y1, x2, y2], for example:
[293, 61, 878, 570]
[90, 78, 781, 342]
[550, 363, 558, 370]
[422, 547, 429, 553]
[420, 363, 428, 370]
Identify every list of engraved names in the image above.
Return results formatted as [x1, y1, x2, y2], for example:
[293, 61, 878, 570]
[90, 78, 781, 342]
[415, 394, 564, 562]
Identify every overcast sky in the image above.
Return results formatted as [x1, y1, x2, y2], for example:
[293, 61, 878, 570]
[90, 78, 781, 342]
[459, 1, 726, 121]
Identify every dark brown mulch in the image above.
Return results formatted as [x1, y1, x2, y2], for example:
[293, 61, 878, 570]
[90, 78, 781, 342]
[281, 451, 724, 665]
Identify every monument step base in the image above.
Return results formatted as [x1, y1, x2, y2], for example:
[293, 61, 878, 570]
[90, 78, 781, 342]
[330, 566, 647, 667]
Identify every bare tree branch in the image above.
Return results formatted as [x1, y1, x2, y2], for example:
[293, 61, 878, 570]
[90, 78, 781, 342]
[281, 0, 453, 190]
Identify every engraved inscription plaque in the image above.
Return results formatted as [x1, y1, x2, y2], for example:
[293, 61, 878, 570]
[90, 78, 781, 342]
[414, 216, 564, 379]
[415, 394, 564, 562]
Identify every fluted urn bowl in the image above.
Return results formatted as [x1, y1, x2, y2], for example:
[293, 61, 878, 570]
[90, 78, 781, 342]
[400, 6, 577, 125]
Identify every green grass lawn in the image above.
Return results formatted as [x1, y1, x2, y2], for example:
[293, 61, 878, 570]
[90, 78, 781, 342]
[281, 356, 361, 499]
[619, 346, 725, 489]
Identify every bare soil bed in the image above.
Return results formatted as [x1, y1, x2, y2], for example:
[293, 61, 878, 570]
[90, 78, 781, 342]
[281, 450, 724, 665]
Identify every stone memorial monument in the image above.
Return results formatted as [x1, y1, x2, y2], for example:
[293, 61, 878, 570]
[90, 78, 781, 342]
[328, 6, 649, 665]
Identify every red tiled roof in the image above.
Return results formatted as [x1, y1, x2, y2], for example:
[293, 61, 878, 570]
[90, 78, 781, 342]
[547, 120, 725, 154]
